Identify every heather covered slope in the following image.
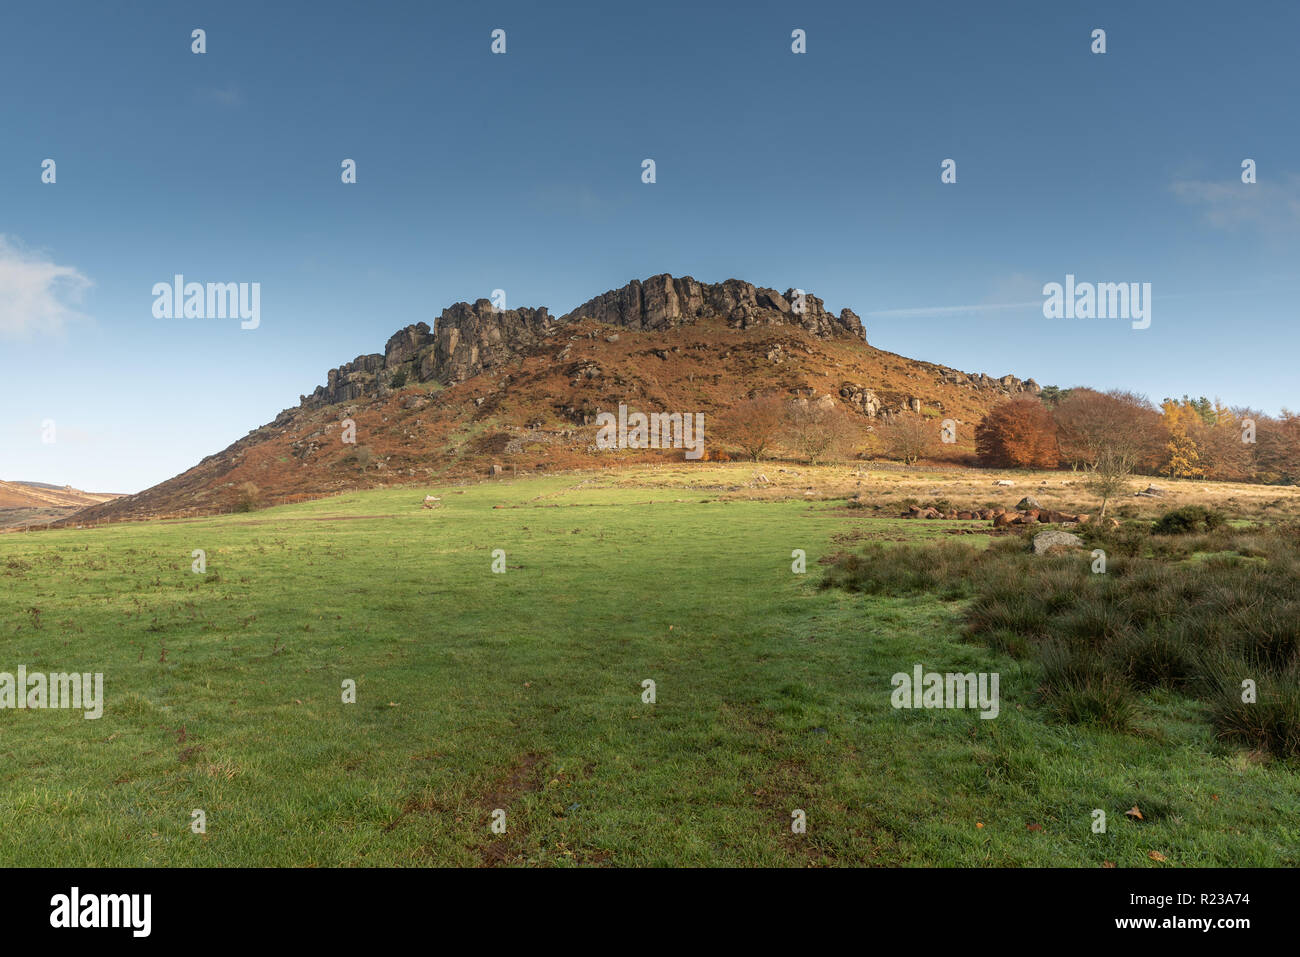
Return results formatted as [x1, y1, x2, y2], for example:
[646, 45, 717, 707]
[70, 276, 1045, 523]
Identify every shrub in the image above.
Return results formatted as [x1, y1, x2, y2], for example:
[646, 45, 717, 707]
[1205, 658, 1300, 759]
[1152, 505, 1226, 535]
[1043, 675, 1138, 732]
[344, 445, 376, 469]
[1107, 630, 1195, 690]
[234, 482, 261, 513]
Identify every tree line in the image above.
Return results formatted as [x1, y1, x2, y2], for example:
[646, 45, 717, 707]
[717, 389, 1300, 488]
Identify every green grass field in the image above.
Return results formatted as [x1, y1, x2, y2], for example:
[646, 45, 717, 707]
[1, 469, 1296, 866]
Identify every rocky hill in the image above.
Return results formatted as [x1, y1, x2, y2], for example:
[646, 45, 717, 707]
[68, 274, 1044, 523]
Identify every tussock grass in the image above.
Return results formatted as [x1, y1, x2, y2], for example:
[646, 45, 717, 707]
[826, 522, 1300, 759]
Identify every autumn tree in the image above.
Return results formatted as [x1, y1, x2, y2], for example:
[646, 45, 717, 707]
[720, 394, 786, 462]
[875, 411, 935, 465]
[1160, 399, 1205, 478]
[975, 398, 1059, 468]
[1054, 388, 1163, 473]
[1188, 400, 1252, 481]
[1255, 412, 1300, 484]
[783, 398, 859, 464]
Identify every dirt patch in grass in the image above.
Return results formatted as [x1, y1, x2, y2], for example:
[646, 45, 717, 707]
[477, 752, 547, 866]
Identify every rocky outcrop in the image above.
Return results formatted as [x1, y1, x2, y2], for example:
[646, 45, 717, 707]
[936, 368, 1041, 396]
[560, 275, 866, 341]
[302, 353, 385, 407]
[428, 300, 555, 384]
[384, 322, 433, 369]
[300, 302, 555, 407]
[298, 275, 1043, 413]
[839, 383, 881, 417]
[300, 275, 871, 409]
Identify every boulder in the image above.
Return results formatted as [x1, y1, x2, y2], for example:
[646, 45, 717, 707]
[993, 512, 1017, 527]
[1016, 496, 1042, 510]
[1032, 529, 1084, 555]
[994, 480, 1015, 487]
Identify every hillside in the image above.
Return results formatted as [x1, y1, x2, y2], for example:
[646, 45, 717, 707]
[0, 481, 124, 531]
[68, 274, 1046, 523]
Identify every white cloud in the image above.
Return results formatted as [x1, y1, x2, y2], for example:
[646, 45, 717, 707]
[1171, 173, 1300, 232]
[0, 236, 92, 338]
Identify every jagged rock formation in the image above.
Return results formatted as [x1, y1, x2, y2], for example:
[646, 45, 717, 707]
[560, 274, 864, 340]
[302, 274, 865, 408]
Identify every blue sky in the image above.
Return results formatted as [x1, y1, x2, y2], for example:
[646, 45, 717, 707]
[2, 0, 1297, 492]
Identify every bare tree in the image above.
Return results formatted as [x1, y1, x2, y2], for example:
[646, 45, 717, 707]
[876, 411, 934, 465]
[1084, 448, 1133, 518]
[784, 399, 858, 464]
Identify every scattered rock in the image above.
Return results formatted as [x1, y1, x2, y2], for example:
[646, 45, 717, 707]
[1016, 496, 1042, 510]
[1032, 529, 1084, 555]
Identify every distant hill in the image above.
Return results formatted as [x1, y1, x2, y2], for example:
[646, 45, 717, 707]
[0, 480, 122, 509]
[0, 480, 124, 531]
[67, 274, 1047, 524]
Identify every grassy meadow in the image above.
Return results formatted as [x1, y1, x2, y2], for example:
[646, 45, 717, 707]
[1, 464, 1297, 866]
